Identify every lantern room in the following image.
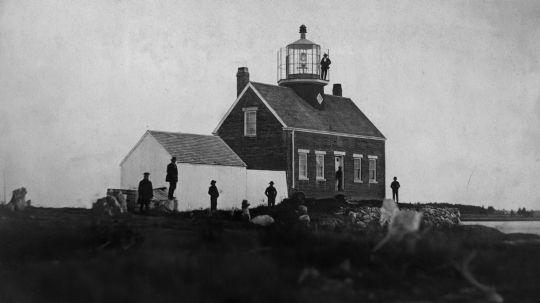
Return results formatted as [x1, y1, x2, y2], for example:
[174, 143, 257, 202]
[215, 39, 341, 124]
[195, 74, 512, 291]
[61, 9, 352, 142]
[277, 25, 330, 84]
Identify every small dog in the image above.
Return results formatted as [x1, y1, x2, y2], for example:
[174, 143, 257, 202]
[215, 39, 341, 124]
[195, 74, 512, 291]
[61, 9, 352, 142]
[241, 200, 251, 222]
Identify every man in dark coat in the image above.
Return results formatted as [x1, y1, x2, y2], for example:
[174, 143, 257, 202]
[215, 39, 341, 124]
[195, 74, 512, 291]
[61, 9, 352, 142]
[166, 157, 178, 200]
[138, 172, 153, 215]
[391, 176, 400, 203]
[336, 166, 343, 190]
[265, 181, 277, 207]
[320, 53, 331, 80]
[208, 180, 219, 212]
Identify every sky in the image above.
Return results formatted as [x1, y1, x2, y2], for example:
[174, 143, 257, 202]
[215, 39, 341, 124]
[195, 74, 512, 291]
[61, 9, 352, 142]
[1, 0, 539, 210]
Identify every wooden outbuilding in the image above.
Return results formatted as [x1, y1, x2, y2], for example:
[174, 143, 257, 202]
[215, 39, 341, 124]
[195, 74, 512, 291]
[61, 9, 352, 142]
[120, 130, 287, 210]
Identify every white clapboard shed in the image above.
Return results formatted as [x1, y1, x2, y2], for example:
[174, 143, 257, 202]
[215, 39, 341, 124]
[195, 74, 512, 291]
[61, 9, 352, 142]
[120, 130, 287, 211]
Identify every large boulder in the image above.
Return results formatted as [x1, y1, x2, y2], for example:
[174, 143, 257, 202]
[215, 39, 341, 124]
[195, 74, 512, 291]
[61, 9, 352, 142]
[251, 215, 275, 227]
[7, 187, 30, 211]
[154, 199, 178, 213]
[92, 196, 124, 216]
[379, 198, 398, 226]
[373, 210, 424, 252]
[115, 192, 128, 214]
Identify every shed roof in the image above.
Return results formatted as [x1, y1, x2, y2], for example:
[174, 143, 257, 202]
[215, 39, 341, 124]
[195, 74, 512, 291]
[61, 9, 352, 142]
[250, 82, 385, 138]
[148, 130, 246, 167]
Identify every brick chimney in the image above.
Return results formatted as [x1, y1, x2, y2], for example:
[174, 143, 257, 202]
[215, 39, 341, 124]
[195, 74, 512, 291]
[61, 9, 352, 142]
[236, 67, 250, 96]
[332, 84, 342, 97]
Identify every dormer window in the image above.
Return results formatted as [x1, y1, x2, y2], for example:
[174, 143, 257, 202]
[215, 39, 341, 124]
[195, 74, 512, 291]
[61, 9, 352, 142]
[243, 107, 257, 137]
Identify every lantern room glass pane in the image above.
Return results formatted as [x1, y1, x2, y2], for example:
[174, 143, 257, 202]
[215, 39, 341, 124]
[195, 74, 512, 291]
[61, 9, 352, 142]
[286, 45, 320, 79]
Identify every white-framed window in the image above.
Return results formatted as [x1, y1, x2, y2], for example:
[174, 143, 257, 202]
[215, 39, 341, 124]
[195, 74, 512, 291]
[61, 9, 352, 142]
[315, 151, 325, 180]
[243, 107, 257, 136]
[298, 149, 309, 180]
[353, 154, 363, 182]
[368, 155, 377, 183]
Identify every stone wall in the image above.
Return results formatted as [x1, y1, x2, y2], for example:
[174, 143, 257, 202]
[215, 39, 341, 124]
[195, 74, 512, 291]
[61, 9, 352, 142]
[346, 206, 461, 227]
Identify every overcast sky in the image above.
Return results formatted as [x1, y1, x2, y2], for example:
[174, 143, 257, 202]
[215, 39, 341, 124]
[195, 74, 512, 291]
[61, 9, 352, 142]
[1, 0, 539, 210]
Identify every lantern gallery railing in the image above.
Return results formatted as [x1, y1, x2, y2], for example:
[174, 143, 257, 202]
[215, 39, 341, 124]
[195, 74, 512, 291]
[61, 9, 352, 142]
[277, 47, 330, 82]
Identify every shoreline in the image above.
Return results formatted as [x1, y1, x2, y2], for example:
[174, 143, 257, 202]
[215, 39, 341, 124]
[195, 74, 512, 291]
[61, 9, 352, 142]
[460, 215, 540, 222]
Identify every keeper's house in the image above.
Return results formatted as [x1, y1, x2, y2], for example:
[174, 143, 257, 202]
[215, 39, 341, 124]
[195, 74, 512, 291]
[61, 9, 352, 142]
[213, 25, 386, 200]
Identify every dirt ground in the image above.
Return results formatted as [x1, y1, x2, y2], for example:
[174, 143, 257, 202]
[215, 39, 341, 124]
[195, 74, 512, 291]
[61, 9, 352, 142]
[1, 203, 540, 303]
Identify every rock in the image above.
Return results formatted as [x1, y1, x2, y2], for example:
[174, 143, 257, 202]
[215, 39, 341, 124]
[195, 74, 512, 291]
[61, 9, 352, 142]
[251, 215, 275, 226]
[115, 192, 128, 214]
[379, 198, 398, 226]
[373, 210, 424, 252]
[92, 196, 124, 216]
[7, 187, 28, 211]
[356, 221, 367, 228]
[317, 219, 337, 230]
[92, 198, 109, 216]
[348, 212, 358, 224]
[299, 214, 310, 223]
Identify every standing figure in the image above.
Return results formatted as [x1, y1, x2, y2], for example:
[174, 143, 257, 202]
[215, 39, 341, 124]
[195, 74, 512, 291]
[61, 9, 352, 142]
[265, 181, 278, 207]
[208, 180, 219, 212]
[138, 172, 153, 215]
[390, 177, 400, 203]
[166, 157, 178, 200]
[320, 53, 331, 80]
[336, 166, 343, 191]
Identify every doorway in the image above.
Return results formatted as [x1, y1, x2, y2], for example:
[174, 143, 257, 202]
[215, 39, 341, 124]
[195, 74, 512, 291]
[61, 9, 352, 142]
[335, 156, 344, 191]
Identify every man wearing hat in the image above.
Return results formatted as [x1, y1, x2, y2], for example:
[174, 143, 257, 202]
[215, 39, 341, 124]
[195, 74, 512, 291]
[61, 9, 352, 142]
[138, 172, 153, 215]
[390, 176, 400, 203]
[166, 157, 178, 200]
[320, 53, 331, 80]
[208, 180, 219, 212]
[265, 181, 277, 207]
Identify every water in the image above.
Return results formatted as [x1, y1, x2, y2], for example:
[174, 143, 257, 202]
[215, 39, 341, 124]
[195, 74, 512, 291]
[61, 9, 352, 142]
[461, 221, 540, 235]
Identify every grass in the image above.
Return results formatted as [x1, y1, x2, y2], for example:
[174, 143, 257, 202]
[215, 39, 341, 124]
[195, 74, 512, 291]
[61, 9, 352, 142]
[1, 200, 539, 303]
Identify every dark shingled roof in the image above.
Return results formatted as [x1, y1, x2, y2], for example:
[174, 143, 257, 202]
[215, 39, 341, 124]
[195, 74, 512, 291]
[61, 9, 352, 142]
[148, 131, 246, 167]
[250, 82, 385, 138]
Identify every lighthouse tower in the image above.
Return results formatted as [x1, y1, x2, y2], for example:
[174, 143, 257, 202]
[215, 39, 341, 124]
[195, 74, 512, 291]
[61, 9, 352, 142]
[277, 25, 329, 110]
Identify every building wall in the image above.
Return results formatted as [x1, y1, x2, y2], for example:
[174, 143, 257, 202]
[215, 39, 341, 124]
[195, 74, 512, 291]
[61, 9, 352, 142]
[289, 131, 386, 200]
[246, 170, 288, 207]
[214, 86, 386, 201]
[217, 87, 287, 171]
[176, 163, 246, 211]
[121, 133, 171, 190]
[121, 133, 249, 211]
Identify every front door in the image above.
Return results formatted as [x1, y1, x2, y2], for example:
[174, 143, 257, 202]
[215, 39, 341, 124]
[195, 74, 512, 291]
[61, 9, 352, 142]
[335, 156, 344, 191]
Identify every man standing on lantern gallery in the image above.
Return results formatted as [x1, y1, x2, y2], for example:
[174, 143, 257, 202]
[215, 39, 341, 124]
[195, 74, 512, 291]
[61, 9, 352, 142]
[166, 157, 178, 200]
[320, 53, 331, 80]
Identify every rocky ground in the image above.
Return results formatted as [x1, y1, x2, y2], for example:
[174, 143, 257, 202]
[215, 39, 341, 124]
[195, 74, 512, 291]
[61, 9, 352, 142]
[1, 199, 540, 303]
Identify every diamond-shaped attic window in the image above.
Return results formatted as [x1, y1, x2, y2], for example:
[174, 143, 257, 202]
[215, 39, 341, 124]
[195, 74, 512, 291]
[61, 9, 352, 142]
[317, 93, 323, 104]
